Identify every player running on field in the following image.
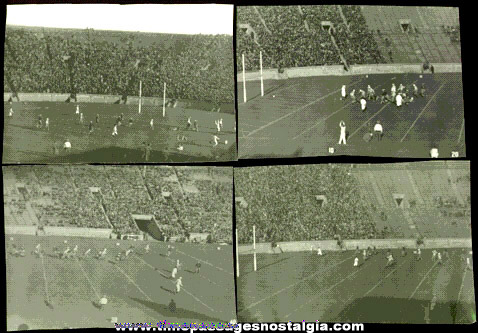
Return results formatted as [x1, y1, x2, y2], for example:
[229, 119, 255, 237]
[61, 246, 71, 259]
[195, 262, 201, 274]
[112, 124, 118, 136]
[150, 119, 154, 130]
[432, 250, 437, 261]
[354, 257, 360, 267]
[360, 97, 367, 111]
[76, 105, 80, 115]
[401, 246, 407, 257]
[89, 121, 93, 134]
[167, 244, 172, 257]
[45, 118, 49, 131]
[82, 248, 91, 259]
[96, 248, 107, 260]
[171, 267, 178, 279]
[186, 117, 192, 130]
[340, 85, 347, 100]
[386, 252, 395, 267]
[144, 244, 150, 254]
[437, 252, 443, 265]
[317, 247, 323, 256]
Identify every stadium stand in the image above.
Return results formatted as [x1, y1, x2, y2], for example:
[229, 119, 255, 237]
[4, 26, 234, 104]
[236, 5, 460, 70]
[235, 162, 470, 244]
[3, 166, 233, 242]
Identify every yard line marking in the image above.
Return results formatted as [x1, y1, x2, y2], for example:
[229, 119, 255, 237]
[40, 255, 51, 303]
[457, 118, 465, 143]
[408, 261, 439, 300]
[348, 102, 390, 139]
[244, 79, 365, 138]
[239, 254, 354, 314]
[76, 259, 101, 300]
[292, 101, 354, 140]
[135, 254, 221, 313]
[400, 83, 445, 142]
[457, 268, 468, 303]
[113, 264, 153, 302]
[292, 80, 389, 140]
[176, 249, 233, 276]
[363, 260, 408, 297]
[284, 260, 369, 319]
[348, 79, 421, 140]
[239, 82, 301, 105]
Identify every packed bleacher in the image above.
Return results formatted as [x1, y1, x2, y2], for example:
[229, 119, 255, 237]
[235, 165, 377, 244]
[236, 5, 384, 70]
[3, 166, 233, 243]
[4, 26, 234, 104]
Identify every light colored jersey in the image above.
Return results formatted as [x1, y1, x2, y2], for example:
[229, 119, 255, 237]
[360, 99, 367, 110]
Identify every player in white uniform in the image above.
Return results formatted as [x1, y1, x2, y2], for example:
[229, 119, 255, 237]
[8, 107, 14, 117]
[79, 113, 84, 124]
[176, 259, 182, 271]
[144, 244, 150, 254]
[215, 120, 221, 132]
[437, 252, 442, 265]
[374, 121, 383, 141]
[341, 85, 347, 100]
[75, 105, 80, 115]
[45, 118, 49, 131]
[172, 267, 178, 279]
[150, 119, 154, 130]
[213, 135, 220, 147]
[83, 248, 91, 259]
[360, 98, 367, 111]
[61, 246, 71, 259]
[175, 277, 183, 294]
[219, 118, 223, 129]
[391, 83, 396, 98]
[432, 250, 437, 261]
[354, 257, 359, 267]
[317, 247, 323, 256]
[386, 253, 395, 267]
[396, 93, 403, 107]
[112, 125, 118, 136]
[338, 121, 346, 145]
[430, 148, 439, 158]
[350, 89, 356, 102]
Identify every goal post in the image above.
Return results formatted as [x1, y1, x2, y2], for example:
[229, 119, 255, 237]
[260, 51, 264, 97]
[236, 228, 240, 277]
[253, 225, 257, 271]
[138, 80, 142, 114]
[163, 82, 166, 117]
[242, 53, 247, 103]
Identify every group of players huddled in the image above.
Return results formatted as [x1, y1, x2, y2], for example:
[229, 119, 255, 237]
[340, 79, 426, 112]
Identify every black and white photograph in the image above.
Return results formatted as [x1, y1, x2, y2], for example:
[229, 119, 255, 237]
[237, 6, 464, 159]
[235, 162, 474, 323]
[4, 165, 235, 330]
[3, 4, 235, 163]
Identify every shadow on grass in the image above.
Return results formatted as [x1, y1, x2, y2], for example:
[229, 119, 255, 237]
[129, 297, 224, 323]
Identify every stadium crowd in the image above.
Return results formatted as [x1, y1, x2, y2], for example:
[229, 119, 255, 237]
[235, 165, 377, 244]
[4, 26, 234, 104]
[4, 166, 232, 242]
[236, 5, 384, 70]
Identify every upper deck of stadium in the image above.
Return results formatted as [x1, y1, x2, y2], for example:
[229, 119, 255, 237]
[236, 5, 461, 70]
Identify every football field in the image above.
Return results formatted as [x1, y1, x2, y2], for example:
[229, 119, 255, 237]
[237, 248, 475, 323]
[238, 72, 465, 158]
[3, 102, 236, 163]
[6, 235, 236, 330]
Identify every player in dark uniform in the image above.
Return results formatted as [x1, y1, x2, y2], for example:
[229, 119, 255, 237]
[195, 262, 201, 274]
[88, 121, 93, 134]
[96, 114, 100, 124]
[37, 114, 43, 128]
[420, 83, 426, 97]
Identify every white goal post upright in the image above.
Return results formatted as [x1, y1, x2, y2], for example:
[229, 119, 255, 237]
[242, 53, 247, 103]
[163, 82, 166, 117]
[138, 80, 142, 114]
[236, 228, 240, 277]
[260, 51, 264, 97]
[253, 225, 257, 272]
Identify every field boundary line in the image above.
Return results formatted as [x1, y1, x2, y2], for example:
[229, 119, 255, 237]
[284, 259, 370, 319]
[239, 82, 301, 105]
[400, 83, 445, 142]
[239, 254, 354, 313]
[175, 249, 233, 276]
[76, 258, 101, 300]
[243, 78, 365, 138]
[457, 268, 468, 303]
[408, 261, 439, 300]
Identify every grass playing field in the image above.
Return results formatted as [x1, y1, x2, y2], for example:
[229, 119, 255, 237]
[238, 72, 465, 158]
[236, 248, 474, 324]
[3, 102, 236, 163]
[6, 235, 236, 330]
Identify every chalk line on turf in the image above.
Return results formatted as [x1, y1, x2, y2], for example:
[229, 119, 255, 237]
[243, 78, 365, 138]
[113, 264, 153, 302]
[363, 259, 408, 297]
[175, 249, 233, 276]
[75, 258, 101, 300]
[239, 254, 355, 314]
[400, 83, 445, 142]
[408, 261, 439, 300]
[284, 258, 371, 319]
